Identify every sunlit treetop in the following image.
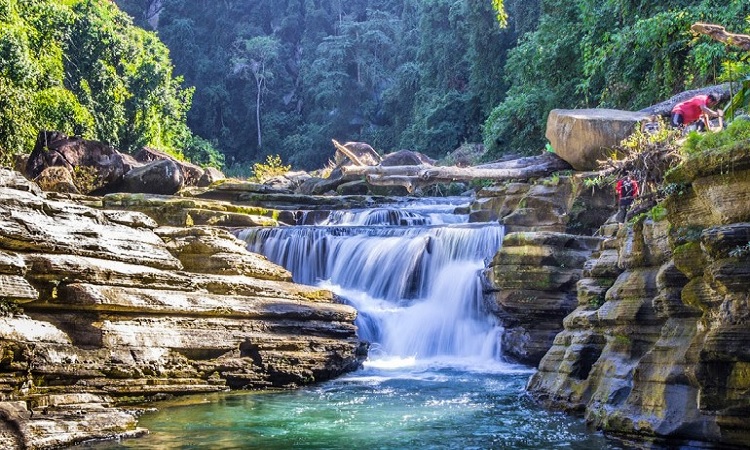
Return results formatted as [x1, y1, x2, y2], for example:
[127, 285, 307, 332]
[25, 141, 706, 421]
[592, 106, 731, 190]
[491, 0, 507, 28]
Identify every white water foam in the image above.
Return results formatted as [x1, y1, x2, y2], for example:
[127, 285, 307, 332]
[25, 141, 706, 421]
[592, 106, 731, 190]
[238, 200, 506, 368]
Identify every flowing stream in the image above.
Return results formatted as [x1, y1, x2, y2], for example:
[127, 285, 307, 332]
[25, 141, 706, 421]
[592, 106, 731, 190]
[86, 197, 618, 449]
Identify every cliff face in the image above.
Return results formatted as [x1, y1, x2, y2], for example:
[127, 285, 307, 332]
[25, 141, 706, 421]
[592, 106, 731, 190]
[0, 169, 365, 449]
[478, 174, 614, 364]
[526, 144, 750, 446]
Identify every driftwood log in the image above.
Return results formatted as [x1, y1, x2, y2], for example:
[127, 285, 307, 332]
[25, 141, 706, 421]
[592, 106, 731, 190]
[691, 23, 750, 50]
[332, 139, 382, 166]
[341, 153, 571, 192]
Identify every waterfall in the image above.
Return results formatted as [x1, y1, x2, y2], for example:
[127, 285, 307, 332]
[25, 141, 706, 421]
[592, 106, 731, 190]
[237, 198, 504, 363]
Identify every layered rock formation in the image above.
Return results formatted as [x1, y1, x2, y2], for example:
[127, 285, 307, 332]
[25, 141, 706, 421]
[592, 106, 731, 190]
[526, 143, 750, 447]
[471, 173, 614, 234]
[0, 169, 365, 449]
[477, 173, 615, 365]
[484, 232, 603, 364]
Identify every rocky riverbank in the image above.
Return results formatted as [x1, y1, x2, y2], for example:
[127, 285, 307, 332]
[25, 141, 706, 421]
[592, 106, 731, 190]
[476, 114, 750, 446]
[0, 168, 366, 449]
[4, 105, 750, 448]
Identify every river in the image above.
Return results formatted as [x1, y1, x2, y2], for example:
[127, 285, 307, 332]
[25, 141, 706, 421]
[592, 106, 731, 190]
[84, 197, 621, 449]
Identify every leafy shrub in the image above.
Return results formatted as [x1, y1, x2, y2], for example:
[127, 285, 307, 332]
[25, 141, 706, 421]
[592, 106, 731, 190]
[647, 204, 667, 222]
[681, 117, 750, 155]
[182, 135, 224, 169]
[34, 87, 95, 137]
[250, 155, 290, 183]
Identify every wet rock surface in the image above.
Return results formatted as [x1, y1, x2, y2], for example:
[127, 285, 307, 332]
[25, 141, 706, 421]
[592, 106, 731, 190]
[0, 168, 365, 449]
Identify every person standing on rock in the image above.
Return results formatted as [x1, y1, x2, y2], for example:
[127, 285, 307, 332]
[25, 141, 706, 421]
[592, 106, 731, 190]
[615, 172, 639, 223]
[670, 93, 723, 131]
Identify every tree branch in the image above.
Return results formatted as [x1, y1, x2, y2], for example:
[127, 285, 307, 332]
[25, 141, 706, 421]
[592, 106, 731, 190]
[691, 23, 750, 50]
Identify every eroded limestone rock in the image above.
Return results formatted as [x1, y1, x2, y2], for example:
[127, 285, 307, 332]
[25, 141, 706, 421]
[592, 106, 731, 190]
[102, 192, 280, 227]
[484, 232, 602, 364]
[526, 146, 750, 447]
[0, 168, 365, 449]
[471, 173, 615, 234]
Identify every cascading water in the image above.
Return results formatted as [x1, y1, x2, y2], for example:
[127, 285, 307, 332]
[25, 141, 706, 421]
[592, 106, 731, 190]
[237, 198, 504, 364]
[88, 198, 616, 449]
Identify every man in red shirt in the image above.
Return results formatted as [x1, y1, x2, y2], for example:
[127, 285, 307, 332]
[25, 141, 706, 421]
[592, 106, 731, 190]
[670, 93, 723, 130]
[615, 172, 639, 223]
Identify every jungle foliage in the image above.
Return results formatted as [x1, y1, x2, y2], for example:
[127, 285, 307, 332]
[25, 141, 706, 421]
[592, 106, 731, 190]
[117, 0, 524, 170]
[117, 0, 750, 170]
[0, 0, 221, 168]
[484, 0, 750, 157]
[3, 0, 749, 173]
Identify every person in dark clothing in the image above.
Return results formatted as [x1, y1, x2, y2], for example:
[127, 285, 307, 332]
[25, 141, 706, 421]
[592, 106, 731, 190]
[615, 173, 639, 223]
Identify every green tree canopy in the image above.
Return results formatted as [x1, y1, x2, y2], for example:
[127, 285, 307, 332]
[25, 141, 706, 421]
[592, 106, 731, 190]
[0, 0, 216, 168]
[123, 0, 519, 170]
[483, 0, 750, 158]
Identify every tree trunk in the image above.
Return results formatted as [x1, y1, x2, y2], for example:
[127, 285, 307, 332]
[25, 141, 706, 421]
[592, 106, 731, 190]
[340, 153, 571, 192]
[342, 160, 569, 182]
[255, 77, 262, 149]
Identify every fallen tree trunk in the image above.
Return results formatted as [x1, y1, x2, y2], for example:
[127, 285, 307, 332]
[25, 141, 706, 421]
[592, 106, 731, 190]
[365, 175, 420, 192]
[341, 153, 571, 192]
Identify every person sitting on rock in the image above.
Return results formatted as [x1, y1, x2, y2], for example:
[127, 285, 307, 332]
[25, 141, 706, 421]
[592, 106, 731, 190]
[615, 172, 639, 223]
[670, 93, 723, 131]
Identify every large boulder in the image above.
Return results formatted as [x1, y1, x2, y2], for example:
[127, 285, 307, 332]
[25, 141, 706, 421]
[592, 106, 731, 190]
[121, 159, 184, 195]
[25, 131, 139, 194]
[546, 109, 650, 171]
[197, 167, 226, 187]
[381, 150, 435, 167]
[135, 147, 205, 186]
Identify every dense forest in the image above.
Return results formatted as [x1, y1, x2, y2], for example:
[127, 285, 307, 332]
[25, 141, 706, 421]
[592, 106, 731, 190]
[114, 0, 523, 171]
[1, 0, 749, 173]
[0, 0, 222, 168]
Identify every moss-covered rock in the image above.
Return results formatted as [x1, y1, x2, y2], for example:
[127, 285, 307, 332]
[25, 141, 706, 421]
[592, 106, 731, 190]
[485, 232, 602, 364]
[528, 142, 750, 447]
